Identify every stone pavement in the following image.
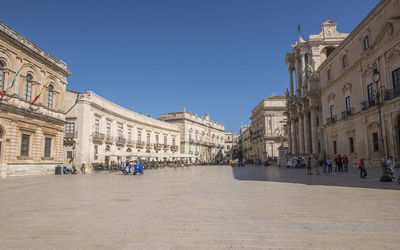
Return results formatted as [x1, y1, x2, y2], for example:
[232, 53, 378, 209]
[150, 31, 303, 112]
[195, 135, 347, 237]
[0, 165, 400, 249]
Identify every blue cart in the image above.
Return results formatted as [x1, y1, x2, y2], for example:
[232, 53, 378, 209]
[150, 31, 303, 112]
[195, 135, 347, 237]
[133, 162, 144, 175]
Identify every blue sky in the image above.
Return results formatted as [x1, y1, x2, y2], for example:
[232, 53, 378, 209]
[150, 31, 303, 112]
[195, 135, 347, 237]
[2, 0, 379, 133]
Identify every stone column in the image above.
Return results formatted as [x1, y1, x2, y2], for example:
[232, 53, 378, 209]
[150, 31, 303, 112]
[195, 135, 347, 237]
[303, 110, 311, 154]
[287, 119, 292, 154]
[295, 56, 301, 96]
[291, 118, 297, 154]
[301, 53, 306, 96]
[298, 113, 305, 155]
[289, 68, 294, 96]
[311, 106, 319, 155]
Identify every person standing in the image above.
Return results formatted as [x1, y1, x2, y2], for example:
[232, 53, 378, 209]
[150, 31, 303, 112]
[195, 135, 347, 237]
[388, 156, 395, 179]
[321, 155, 327, 173]
[343, 155, 349, 173]
[334, 155, 339, 172]
[307, 158, 312, 175]
[359, 158, 367, 178]
[327, 157, 333, 173]
[314, 157, 320, 175]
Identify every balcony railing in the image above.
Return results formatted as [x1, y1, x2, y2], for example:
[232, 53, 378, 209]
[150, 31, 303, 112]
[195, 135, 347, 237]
[116, 136, 126, 145]
[105, 135, 113, 143]
[384, 88, 400, 101]
[171, 145, 179, 151]
[154, 143, 162, 150]
[126, 139, 134, 146]
[92, 132, 105, 141]
[163, 144, 169, 149]
[326, 116, 337, 125]
[146, 143, 152, 149]
[361, 100, 376, 110]
[341, 108, 354, 119]
[136, 141, 145, 148]
[65, 131, 78, 138]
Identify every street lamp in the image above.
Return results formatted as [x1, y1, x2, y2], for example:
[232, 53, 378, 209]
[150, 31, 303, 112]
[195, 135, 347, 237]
[372, 62, 391, 182]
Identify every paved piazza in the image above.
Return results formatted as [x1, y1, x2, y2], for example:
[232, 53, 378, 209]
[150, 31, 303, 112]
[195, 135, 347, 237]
[1, 166, 400, 249]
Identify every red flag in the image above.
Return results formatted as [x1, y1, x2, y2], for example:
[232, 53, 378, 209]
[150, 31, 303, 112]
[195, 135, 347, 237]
[31, 82, 49, 104]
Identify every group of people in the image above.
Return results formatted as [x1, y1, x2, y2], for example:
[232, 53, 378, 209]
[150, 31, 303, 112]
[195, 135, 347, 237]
[305, 154, 396, 179]
[306, 155, 350, 176]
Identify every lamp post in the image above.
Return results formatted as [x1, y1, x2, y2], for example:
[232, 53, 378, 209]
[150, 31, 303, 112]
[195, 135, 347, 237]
[372, 62, 391, 182]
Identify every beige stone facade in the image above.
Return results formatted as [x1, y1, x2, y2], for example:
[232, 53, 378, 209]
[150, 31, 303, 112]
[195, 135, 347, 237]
[249, 95, 286, 161]
[160, 112, 225, 163]
[319, 0, 400, 167]
[0, 21, 71, 177]
[285, 20, 348, 159]
[63, 91, 181, 172]
[286, 0, 400, 168]
[223, 132, 239, 160]
[240, 126, 251, 160]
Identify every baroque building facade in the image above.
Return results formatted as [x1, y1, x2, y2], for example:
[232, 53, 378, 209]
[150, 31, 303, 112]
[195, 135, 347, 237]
[0, 21, 71, 177]
[63, 91, 181, 172]
[249, 95, 286, 161]
[285, 21, 348, 159]
[319, 0, 400, 167]
[286, 0, 400, 168]
[160, 111, 225, 163]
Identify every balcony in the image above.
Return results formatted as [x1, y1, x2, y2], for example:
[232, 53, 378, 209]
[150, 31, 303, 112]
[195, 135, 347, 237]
[126, 139, 134, 146]
[384, 88, 400, 101]
[171, 145, 179, 151]
[146, 143, 152, 149]
[105, 135, 113, 143]
[136, 141, 145, 149]
[65, 131, 78, 139]
[154, 143, 162, 150]
[92, 132, 105, 141]
[115, 136, 126, 145]
[163, 144, 169, 150]
[361, 100, 376, 110]
[326, 116, 337, 125]
[341, 108, 355, 119]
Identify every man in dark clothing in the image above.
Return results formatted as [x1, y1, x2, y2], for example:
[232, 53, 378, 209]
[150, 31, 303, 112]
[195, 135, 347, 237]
[307, 158, 312, 175]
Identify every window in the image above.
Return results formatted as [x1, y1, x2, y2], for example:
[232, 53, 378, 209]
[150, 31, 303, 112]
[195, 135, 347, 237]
[155, 134, 159, 144]
[67, 151, 73, 159]
[327, 69, 331, 81]
[146, 133, 150, 145]
[20, 134, 30, 156]
[0, 61, 4, 92]
[44, 138, 51, 157]
[65, 122, 75, 135]
[367, 83, 375, 104]
[345, 96, 351, 113]
[47, 85, 54, 109]
[227, 145, 230, 150]
[137, 130, 142, 142]
[393, 68, 400, 92]
[94, 119, 99, 133]
[164, 135, 167, 145]
[25, 74, 33, 101]
[118, 124, 123, 138]
[349, 137, 354, 153]
[330, 105, 335, 119]
[333, 140, 337, 155]
[189, 133, 192, 141]
[128, 129, 132, 140]
[106, 123, 111, 137]
[363, 36, 369, 51]
[94, 145, 98, 160]
[342, 55, 347, 68]
[372, 132, 379, 152]
[172, 137, 176, 146]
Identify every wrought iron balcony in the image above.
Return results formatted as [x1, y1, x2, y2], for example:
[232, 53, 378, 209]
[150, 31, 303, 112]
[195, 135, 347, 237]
[154, 143, 162, 150]
[136, 141, 145, 149]
[341, 108, 355, 119]
[384, 88, 400, 101]
[115, 136, 126, 145]
[65, 131, 78, 139]
[171, 145, 179, 151]
[326, 116, 337, 125]
[92, 132, 105, 141]
[163, 144, 169, 149]
[361, 100, 376, 110]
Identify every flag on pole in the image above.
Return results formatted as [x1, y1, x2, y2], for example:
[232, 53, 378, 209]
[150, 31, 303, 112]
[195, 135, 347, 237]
[1, 65, 24, 102]
[31, 81, 49, 104]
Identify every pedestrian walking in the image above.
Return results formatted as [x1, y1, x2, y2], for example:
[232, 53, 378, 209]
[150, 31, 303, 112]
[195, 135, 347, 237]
[335, 155, 342, 172]
[388, 156, 395, 180]
[314, 157, 320, 175]
[359, 158, 367, 178]
[307, 157, 312, 175]
[327, 158, 333, 173]
[343, 155, 349, 173]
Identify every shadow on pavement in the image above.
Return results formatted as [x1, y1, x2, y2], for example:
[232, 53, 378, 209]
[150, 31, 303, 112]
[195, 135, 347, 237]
[232, 165, 400, 190]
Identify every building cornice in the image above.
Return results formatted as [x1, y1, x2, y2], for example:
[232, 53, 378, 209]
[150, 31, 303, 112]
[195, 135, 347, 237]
[0, 21, 71, 76]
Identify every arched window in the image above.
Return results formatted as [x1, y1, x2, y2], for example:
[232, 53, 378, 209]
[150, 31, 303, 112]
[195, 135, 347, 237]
[47, 84, 54, 108]
[25, 74, 33, 101]
[0, 61, 5, 92]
